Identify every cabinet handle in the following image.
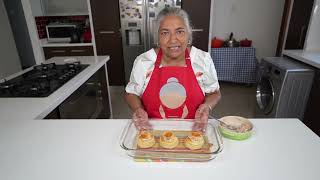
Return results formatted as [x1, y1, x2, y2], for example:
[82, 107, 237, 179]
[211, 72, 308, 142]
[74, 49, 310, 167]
[99, 31, 115, 34]
[298, 26, 306, 48]
[51, 50, 66, 53]
[192, 29, 204, 32]
[70, 49, 86, 53]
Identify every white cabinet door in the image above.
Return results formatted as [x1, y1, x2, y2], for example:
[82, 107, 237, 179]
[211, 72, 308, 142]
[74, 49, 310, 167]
[42, 0, 88, 15]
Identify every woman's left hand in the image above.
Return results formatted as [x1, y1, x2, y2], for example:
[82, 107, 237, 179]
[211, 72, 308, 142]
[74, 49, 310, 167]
[193, 104, 210, 131]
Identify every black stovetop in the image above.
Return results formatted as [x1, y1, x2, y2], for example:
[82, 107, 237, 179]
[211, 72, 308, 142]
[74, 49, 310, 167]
[0, 62, 88, 97]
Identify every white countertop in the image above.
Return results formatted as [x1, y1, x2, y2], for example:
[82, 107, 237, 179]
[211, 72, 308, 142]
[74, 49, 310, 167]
[40, 39, 93, 47]
[283, 50, 320, 69]
[0, 56, 109, 120]
[0, 118, 319, 180]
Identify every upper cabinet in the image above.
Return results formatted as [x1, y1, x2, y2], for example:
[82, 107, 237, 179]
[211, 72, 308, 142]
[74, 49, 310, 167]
[30, 0, 88, 16]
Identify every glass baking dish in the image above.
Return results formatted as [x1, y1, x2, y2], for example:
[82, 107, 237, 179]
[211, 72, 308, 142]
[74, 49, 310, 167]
[120, 119, 223, 162]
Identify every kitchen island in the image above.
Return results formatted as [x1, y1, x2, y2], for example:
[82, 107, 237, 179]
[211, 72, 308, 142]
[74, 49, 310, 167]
[0, 118, 320, 180]
[0, 56, 110, 120]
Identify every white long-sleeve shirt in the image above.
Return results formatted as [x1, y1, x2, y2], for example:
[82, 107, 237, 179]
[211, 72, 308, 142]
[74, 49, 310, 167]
[125, 46, 220, 96]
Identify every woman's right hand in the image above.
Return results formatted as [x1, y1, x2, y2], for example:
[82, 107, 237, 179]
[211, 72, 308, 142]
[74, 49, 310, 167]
[132, 108, 152, 130]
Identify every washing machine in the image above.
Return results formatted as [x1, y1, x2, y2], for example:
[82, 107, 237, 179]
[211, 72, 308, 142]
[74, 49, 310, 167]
[255, 57, 314, 119]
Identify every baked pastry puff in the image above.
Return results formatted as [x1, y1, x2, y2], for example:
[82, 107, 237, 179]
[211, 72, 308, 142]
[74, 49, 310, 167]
[184, 131, 205, 150]
[159, 131, 179, 149]
[137, 131, 156, 148]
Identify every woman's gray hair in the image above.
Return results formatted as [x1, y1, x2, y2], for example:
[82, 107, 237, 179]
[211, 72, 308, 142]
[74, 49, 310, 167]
[154, 7, 193, 45]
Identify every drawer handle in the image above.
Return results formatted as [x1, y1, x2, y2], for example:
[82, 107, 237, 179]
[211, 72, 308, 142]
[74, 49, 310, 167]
[51, 50, 66, 53]
[99, 31, 115, 34]
[192, 29, 203, 32]
[70, 49, 86, 53]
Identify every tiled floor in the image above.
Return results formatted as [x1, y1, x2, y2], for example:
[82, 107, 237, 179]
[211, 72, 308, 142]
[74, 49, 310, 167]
[110, 82, 256, 119]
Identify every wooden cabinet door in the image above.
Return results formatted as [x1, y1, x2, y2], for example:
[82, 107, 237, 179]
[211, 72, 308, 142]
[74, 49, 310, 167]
[43, 46, 94, 60]
[182, 0, 211, 52]
[285, 0, 314, 49]
[90, 0, 125, 86]
[304, 69, 320, 136]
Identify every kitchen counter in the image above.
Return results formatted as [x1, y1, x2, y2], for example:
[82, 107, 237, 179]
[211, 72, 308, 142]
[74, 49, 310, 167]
[0, 56, 109, 120]
[0, 118, 320, 180]
[283, 50, 320, 69]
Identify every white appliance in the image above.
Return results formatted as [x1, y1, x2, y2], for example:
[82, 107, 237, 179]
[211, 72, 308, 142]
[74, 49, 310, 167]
[119, 0, 182, 83]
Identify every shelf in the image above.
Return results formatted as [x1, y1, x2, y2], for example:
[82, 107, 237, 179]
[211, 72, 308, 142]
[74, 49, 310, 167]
[40, 39, 93, 47]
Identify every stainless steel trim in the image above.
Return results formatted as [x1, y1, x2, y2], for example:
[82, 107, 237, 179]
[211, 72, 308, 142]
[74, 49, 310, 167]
[256, 77, 275, 114]
[51, 50, 66, 53]
[145, 0, 151, 50]
[192, 29, 204, 32]
[298, 25, 306, 48]
[70, 49, 86, 53]
[99, 31, 115, 34]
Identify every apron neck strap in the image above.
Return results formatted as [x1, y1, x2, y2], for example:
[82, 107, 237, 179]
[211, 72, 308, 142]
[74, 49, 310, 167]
[155, 48, 191, 68]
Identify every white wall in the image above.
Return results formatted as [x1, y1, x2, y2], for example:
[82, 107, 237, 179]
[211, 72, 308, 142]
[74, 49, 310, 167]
[0, 0, 21, 79]
[212, 0, 285, 60]
[305, 0, 320, 51]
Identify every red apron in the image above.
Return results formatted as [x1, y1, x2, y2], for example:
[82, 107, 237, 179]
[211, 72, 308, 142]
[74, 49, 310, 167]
[141, 49, 205, 119]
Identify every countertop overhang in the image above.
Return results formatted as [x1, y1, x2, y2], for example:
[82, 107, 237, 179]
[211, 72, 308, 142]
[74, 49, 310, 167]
[0, 56, 109, 120]
[282, 50, 320, 69]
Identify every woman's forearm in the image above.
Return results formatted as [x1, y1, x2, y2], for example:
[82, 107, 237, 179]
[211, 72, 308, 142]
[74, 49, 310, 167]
[204, 90, 221, 110]
[125, 93, 145, 111]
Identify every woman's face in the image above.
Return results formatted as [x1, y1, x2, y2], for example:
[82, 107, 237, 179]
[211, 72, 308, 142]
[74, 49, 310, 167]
[158, 15, 189, 60]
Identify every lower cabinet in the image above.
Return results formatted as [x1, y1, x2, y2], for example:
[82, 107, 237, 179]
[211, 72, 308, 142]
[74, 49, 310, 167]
[43, 46, 94, 60]
[304, 69, 320, 136]
[44, 66, 111, 119]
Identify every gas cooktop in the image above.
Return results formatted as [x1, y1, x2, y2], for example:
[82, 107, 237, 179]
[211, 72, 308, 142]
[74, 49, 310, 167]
[0, 62, 88, 97]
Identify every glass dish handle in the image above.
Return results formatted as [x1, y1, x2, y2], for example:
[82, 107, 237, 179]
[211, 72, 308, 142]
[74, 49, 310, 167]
[119, 120, 133, 150]
[215, 126, 224, 153]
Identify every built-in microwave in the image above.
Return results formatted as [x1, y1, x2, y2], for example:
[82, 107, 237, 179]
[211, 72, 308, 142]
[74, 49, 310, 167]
[46, 23, 77, 43]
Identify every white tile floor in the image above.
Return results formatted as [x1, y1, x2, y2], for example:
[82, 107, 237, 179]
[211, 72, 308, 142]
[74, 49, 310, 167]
[110, 82, 256, 119]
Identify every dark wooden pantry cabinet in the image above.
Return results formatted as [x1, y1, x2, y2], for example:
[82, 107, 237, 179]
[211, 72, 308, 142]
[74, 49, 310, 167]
[182, 0, 211, 52]
[90, 0, 125, 86]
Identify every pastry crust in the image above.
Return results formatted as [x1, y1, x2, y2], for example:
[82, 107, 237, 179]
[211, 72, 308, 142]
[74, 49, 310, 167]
[184, 131, 205, 150]
[137, 131, 155, 148]
[159, 131, 179, 149]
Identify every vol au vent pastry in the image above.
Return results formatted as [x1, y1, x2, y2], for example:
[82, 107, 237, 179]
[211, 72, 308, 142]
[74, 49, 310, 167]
[159, 131, 179, 149]
[184, 131, 205, 150]
[137, 131, 156, 148]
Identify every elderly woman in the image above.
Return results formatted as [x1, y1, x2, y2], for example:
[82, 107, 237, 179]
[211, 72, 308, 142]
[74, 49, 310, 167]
[125, 7, 221, 130]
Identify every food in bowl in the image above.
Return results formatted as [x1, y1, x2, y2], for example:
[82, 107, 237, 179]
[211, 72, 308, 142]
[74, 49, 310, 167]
[184, 131, 205, 150]
[137, 131, 156, 148]
[159, 131, 179, 149]
[218, 116, 253, 140]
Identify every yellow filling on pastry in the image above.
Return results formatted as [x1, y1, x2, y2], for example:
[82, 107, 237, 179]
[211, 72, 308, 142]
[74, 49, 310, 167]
[159, 131, 179, 149]
[184, 131, 205, 150]
[137, 131, 155, 148]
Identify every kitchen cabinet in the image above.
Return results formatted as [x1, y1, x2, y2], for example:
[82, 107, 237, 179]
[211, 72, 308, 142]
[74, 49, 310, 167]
[43, 46, 94, 60]
[304, 69, 320, 136]
[182, 0, 211, 51]
[41, 0, 88, 16]
[44, 66, 111, 119]
[277, 0, 314, 55]
[285, 0, 314, 49]
[90, 0, 125, 86]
